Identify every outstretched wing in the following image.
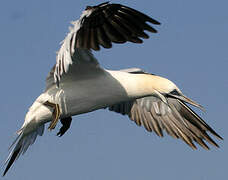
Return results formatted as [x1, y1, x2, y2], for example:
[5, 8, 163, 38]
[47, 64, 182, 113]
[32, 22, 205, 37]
[3, 125, 45, 176]
[108, 96, 222, 150]
[75, 2, 160, 50]
[53, 2, 160, 86]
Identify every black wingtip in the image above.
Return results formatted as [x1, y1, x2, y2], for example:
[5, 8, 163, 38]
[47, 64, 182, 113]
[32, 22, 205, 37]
[209, 128, 223, 140]
[3, 147, 21, 176]
[219, 136, 224, 140]
[215, 134, 223, 141]
[77, 2, 161, 50]
[97, 1, 110, 7]
[151, 18, 161, 25]
[146, 17, 161, 25]
[86, 1, 110, 10]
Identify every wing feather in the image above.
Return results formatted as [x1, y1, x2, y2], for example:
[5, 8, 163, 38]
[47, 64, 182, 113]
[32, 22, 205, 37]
[108, 95, 222, 149]
[75, 2, 160, 50]
[97, 26, 112, 48]
[90, 28, 100, 51]
[51, 2, 160, 86]
[3, 125, 45, 176]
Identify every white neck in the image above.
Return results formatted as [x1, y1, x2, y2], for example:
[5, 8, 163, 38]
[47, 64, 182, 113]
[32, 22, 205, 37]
[107, 70, 176, 99]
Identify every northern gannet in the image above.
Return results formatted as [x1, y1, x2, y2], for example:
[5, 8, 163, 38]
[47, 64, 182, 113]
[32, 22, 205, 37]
[3, 2, 222, 176]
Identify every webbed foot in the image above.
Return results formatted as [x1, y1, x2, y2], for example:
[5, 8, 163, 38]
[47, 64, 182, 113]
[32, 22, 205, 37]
[57, 117, 72, 137]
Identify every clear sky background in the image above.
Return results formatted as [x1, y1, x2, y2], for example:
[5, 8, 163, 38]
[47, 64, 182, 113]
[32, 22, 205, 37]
[0, 0, 227, 179]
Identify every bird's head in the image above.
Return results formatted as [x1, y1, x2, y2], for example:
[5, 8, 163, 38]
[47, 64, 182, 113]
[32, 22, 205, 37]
[150, 75, 204, 111]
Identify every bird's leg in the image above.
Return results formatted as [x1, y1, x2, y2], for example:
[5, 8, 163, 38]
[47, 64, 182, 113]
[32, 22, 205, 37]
[57, 117, 72, 137]
[43, 101, 61, 130]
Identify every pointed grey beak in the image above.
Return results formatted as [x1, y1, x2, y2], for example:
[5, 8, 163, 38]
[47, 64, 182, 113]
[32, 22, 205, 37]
[169, 94, 205, 112]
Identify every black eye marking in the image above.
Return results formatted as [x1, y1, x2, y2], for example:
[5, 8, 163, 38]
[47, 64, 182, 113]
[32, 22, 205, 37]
[170, 89, 180, 95]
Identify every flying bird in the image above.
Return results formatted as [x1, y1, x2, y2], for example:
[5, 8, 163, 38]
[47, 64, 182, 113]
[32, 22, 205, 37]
[3, 2, 222, 176]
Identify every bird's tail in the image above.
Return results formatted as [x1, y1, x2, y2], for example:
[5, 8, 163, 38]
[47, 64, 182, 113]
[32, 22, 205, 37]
[3, 124, 45, 176]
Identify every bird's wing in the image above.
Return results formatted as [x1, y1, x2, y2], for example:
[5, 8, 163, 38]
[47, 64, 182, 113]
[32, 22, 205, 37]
[108, 95, 222, 150]
[75, 2, 160, 50]
[45, 65, 56, 91]
[119, 67, 147, 74]
[3, 125, 45, 176]
[52, 2, 160, 86]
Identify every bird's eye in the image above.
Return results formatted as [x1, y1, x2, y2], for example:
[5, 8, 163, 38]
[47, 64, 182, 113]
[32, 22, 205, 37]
[170, 89, 180, 95]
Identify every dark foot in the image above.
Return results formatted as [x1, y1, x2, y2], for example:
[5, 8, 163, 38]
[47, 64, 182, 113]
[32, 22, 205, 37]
[57, 117, 72, 137]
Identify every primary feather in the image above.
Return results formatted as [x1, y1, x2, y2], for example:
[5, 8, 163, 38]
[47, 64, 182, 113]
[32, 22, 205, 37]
[3, 2, 222, 177]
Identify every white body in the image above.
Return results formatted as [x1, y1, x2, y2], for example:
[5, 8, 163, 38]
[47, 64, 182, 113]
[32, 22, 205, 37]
[29, 68, 176, 128]
[4, 3, 221, 176]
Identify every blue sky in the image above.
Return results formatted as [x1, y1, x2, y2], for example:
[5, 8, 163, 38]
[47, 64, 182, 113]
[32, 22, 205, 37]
[0, 0, 227, 179]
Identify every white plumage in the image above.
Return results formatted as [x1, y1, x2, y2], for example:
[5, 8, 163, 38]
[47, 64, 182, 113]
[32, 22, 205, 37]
[3, 2, 222, 176]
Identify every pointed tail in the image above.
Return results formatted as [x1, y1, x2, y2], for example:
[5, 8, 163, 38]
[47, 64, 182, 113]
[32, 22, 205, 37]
[3, 124, 45, 176]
